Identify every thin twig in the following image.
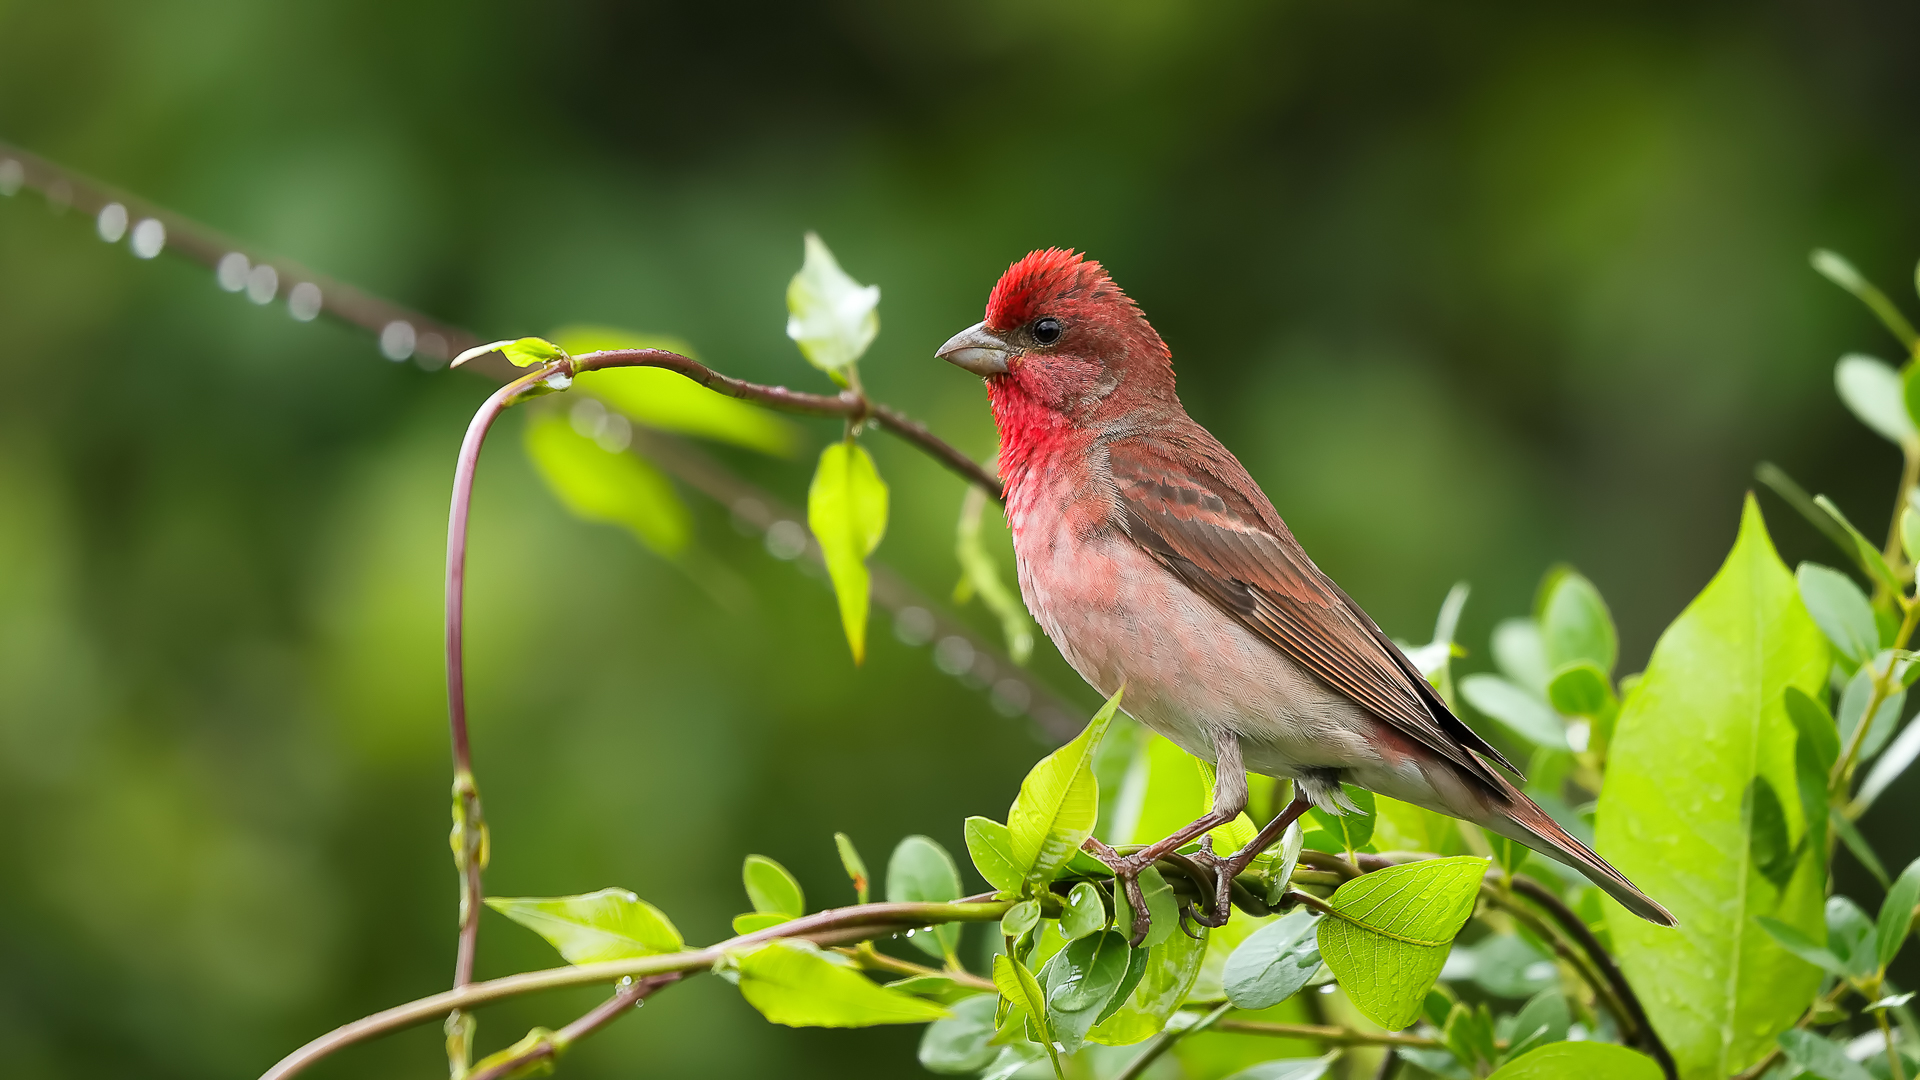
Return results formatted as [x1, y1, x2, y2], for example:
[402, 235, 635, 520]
[1115, 1001, 1235, 1080]
[1207, 1020, 1438, 1049]
[465, 973, 682, 1080]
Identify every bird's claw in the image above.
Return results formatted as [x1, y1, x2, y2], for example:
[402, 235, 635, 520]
[1082, 843, 1155, 947]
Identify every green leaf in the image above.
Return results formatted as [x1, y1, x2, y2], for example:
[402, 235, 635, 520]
[919, 995, 1001, 1074]
[1219, 1057, 1336, 1080]
[549, 326, 802, 456]
[1745, 777, 1799, 891]
[964, 817, 1023, 895]
[955, 485, 1034, 665]
[1838, 658, 1907, 763]
[1756, 463, 1867, 567]
[743, 854, 805, 917]
[1798, 562, 1881, 663]
[467, 1027, 560, 1080]
[1837, 354, 1920, 444]
[1492, 617, 1553, 696]
[1461, 674, 1568, 748]
[1876, 857, 1920, 972]
[1593, 496, 1829, 1080]
[1306, 785, 1376, 855]
[1485, 1042, 1663, 1080]
[1086, 924, 1209, 1046]
[1060, 882, 1107, 940]
[1813, 495, 1902, 595]
[1858, 713, 1920, 811]
[737, 939, 948, 1027]
[1314, 856, 1485, 1030]
[834, 832, 870, 904]
[732, 912, 791, 935]
[1487, 834, 1530, 879]
[786, 232, 880, 374]
[1504, 989, 1572, 1060]
[1040, 929, 1133, 1052]
[807, 441, 889, 663]
[453, 335, 570, 369]
[1443, 1001, 1499, 1073]
[523, 412, 691, 557]
[992, 954, 1062, 1077]
[1811, 249, 1920, 349]
[484, 888, 683, 964]
[1825, 895, 1879, 977]
[1753, 915, 1846, 975]
[1539, 570, 1617, 674]
[1785, 687, 1842, 773]
[1545, 662, 1615, 719]
[1903, 496, 1920, 564]
[1777, 1029, 1875, 1080]
[887, 835, 963, 961]
[1000, 899, 1040, 939]
[1786, 691, 1835, 866]
[888, 974, 987, 1004]
[1222, 908, 1322, 1009]
[1007, 690, 1122, 891]
[1832, 806, 1891, 888]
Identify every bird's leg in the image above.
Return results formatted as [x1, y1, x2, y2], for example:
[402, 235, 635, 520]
[1084, 735, 1249, 945]
[1193, 791, 1314, 927]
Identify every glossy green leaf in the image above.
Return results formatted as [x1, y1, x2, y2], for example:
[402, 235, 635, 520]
[1876, 857, 1920, 971]
[1777, 1029, 1874, 1080]
[523, 412, 690, 556]
[1539, 569, 1617, 674]
[1812, 249, 1919, 349]
[1836, 354, 1919, 444]
[1060, 882, 1107, 940]
[1266, 820, 1306, 906]
[834, 832, 870, 904]
[453, 335, 569, 369]
[887, 974, 986, 1004]
[485, 888, 683, 964]
[954, 484, 1034, 665]
[1040, 929, 1132, 1051]
[1000, 899, 1040, 939]
[888, 835, 963, 961]
[964, 817, 1023, 896]
[1314, 855, 1485, 1030]
[1485, 1042, 1662, 1080]
[807, 440, 888, 663]
[991, 954, 1061, 1077]
[1594, 497, 1828, 1080]
[743, 854, 805, 917]
[1797, 562, 1880, 663]
[737, 939, 948, 1027]
[1545, 662, 1614, 719]
[786, 232, 879, 374]
[1306, 784, 1375, 854]
[1086, 923, 1208, 1046]
[551, 325, 801, 456]
[1007, 690, 1121, 891]
[919, 995, 1001, 1074]
[1222, 908, 1321, 1009]
[1461, 673, 1567, 748]
[731, 912, 791, 935]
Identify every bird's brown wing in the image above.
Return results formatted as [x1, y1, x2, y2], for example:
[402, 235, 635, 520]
[1108, 429, 1518, 786]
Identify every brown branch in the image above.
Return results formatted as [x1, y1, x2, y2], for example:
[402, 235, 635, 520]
[464, 973, 682, 1080]
[1208, 1019, 1438, 1049]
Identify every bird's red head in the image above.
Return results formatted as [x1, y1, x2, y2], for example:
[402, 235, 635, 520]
[937, 249, 1174, 423]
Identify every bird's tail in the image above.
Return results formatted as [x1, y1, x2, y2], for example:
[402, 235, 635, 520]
[1478, 771, 1677, 928]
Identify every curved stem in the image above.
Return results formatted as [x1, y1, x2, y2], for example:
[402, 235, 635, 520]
[258, 899, 1010, 1080]
[464, 973, 682, 1080]
[1503, 875, 1670, 1077]
[1207, 1019, 1437, 1049]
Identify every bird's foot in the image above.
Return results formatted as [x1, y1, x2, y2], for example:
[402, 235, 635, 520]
[1180, 837, 1236, 930]
[1081, 838, 1156, 946]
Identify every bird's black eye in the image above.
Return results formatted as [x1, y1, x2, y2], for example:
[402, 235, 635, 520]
[1032, 317, 1062, 345]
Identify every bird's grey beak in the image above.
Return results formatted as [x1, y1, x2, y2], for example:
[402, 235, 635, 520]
[937, 322, 1012, 377]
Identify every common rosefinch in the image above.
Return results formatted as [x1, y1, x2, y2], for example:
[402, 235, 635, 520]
[938, 249, 1673, 939]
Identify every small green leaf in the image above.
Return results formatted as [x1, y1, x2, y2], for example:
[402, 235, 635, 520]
[1315, 856, 1487, 1030]
[1832, 806, 1891, 888]
[1266, 820, 1306, 906]
[1007, 690, 1122, 890]
[453, 335, 571, 369]
[1903, 502, 1920, 565]
[1812, 249, 1920, 349]
[485, 888, 683, 964]
[1491, 617, 1553, 696]
[524, 412, 691, 556]
[955, 484, 1034, 665]
[834, 832, 870, 904]
[737, 939, 949, 1027]
[1777, 1029, 1875, 1080]
[888, 835, 964, 961]
[1000, 899, 1040, 939]
[1222, 908, 1322, 1009]
[1797, 563, 1880, 663]
[1505, 989, 1572, 1059]
[1838, 658, 1907, 763]
[1487, 834, 1530, 879]
[1219, 1057, 1335, 1080]
[1040, 929, 1133, 1052]
[919, 995, 1001, 1074]
[1745, 777, 1799, 891]
[1754, 915, 1846, 975]
[1085, 926, 1208, 1046]
[1306, 785, 1376, 856]
[467, 1027, 561, 1080]
[552, 326, 801, 456]
[1545, 662, 1615, 720]
[1442, 1001, 1499, 1073]
[807, 441, 889, 663]
[1484, 1042, 1663, 1080]
[732, 912, 792, 935]
[1865, 990, 1915, 1011]
[992, 954, 1062, 1077]
[1539, 570, 1617, 675]
[1460, 673, 1567, 748]
[1826, 895, 1879, 978]
[786, 232, 880, 374]
[1813, 495, 1903, 595]
[1837, 354, 1919, 444]
[1876, 857, 1920, 972]
[743, 854, 805, 917]
[964, 817, 1023, 895]
[1785, 687, 1842, 773]
[1060, 882, 1107, 940]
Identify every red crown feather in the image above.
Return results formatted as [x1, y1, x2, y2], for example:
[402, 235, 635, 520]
[984, 248, 1115, 331]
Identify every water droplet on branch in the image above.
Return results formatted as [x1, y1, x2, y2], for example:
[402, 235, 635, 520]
[247, 264, 279, 304]
[0, 159, 22, 196]
[217, 252, 249, 292]
[96, 203, 128, 242]
[380, 320, 416, 361]
[129, 218, 165, 258]
[287, 282, 322, 321]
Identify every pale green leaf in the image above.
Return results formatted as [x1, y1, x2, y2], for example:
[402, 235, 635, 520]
[808, 441, 888, 663]
[1492, 617, 1552, 696]
[1798, 562, 1880, 663]
[1007, 690, 1122, 890]
[552, 326, 801, 456]
[1060, 882, 1107, 940]
[1085, 924, 1208, 1046]
[786, 232, 879, 373]
[467, 1027, 559, 1080]
[1813, 495, 1902, 594]
[453, 335, 570, 369]
[1777, 1029, 1874, 1080]
[1484, 1042, 1663, 1080]
[1812, 249, 1919, 349]
[1219, 1057, 1335, 1080]
[743, 854, 805, 917]
[887, 835, 963, 961]
[732, 912, 791, 935]
[1000, 899, 1040, 939]
[1837, 354, 1918, 444]
[524, 413, 690, 556]
[964, 816, 1023, 896]
[1539, 569, 1617, 674]
[1314, 855, 1486, 1030]
[954, 484, 1034, 665]
[737, 939, 948, 1027]
[834, 832, 870, 904]
[484, 888, 683, 964]
[1877, 857, 1920, 972]
[992, 954, 1062, 1077]
[919, 995, 1001, 1074]
[1461, 673, 1567, 748]
[1594, 496, 1830, 1080]
[1222, 908, 1321, 1009]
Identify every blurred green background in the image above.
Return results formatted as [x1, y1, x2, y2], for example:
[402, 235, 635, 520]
[2, 1, 1918, 1076]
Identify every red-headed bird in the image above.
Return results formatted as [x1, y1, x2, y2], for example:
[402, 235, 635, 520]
[937, 249, 1674, 938]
